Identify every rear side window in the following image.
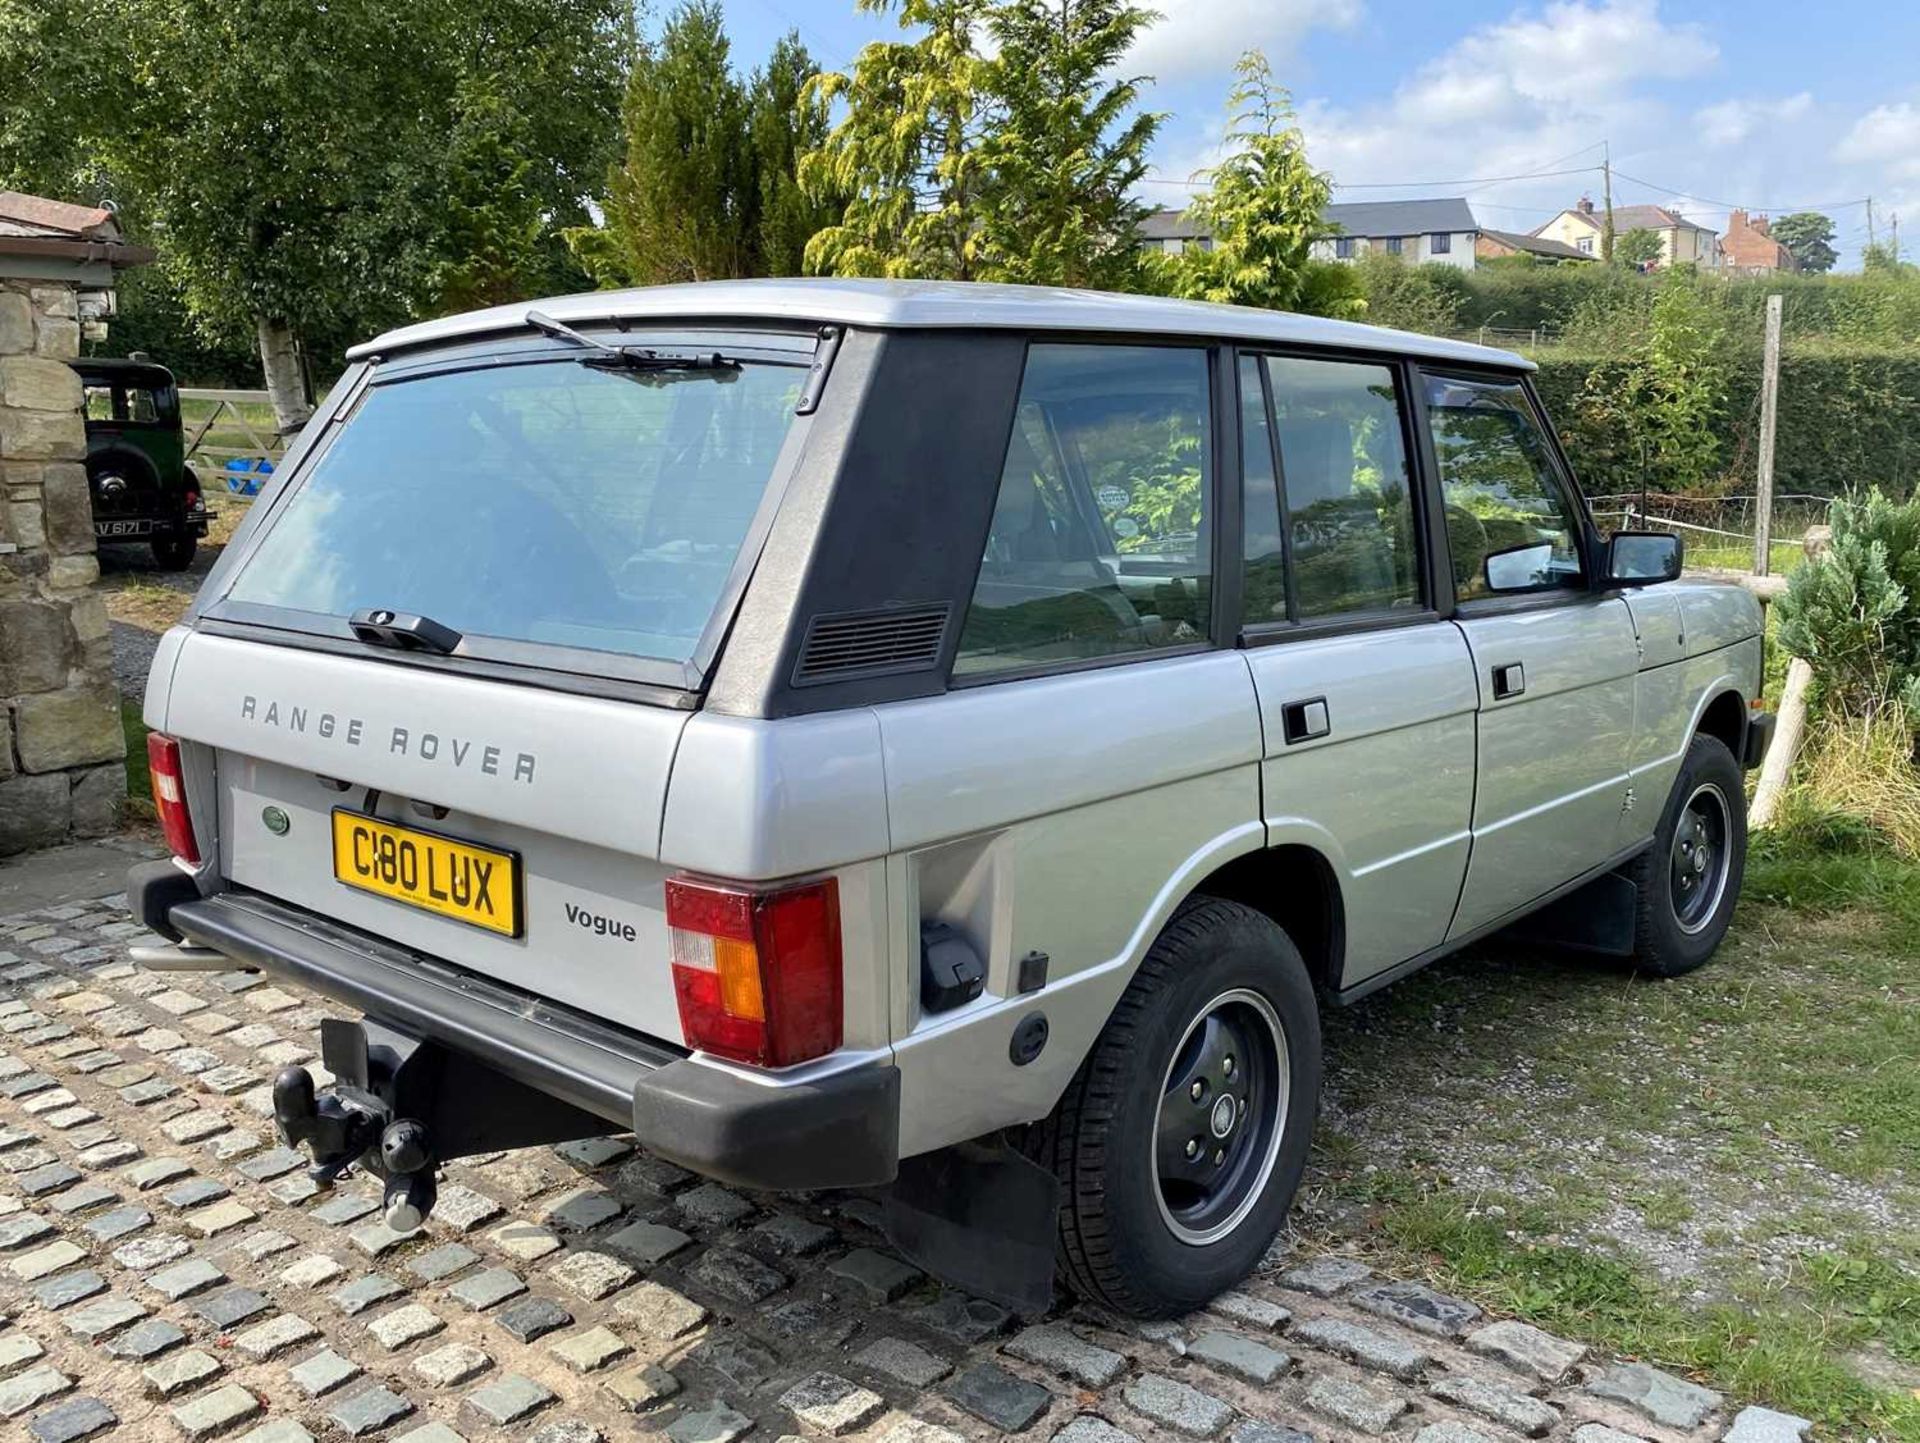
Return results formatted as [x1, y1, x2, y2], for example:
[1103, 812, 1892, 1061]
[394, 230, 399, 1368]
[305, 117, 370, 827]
[954, 344, 1212, 676]
[1424, 374, 1585, 599]
[224, 352, 803, 667]
[1269, 357, 1419, 618]
[1239, 354, 1421, 626]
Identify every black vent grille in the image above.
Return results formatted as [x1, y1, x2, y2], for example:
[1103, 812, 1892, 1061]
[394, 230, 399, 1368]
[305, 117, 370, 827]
[795, 604, 951, 685]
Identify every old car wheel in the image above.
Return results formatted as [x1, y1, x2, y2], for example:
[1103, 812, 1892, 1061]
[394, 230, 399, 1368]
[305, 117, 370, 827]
[152, 536, 198, 571]
[1047, 897, 1320, 1318]
[1625, 732, 1746, 977]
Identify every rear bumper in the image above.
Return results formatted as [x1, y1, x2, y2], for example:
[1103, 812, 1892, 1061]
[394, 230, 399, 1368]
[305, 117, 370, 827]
[156, 887, 899, 1192]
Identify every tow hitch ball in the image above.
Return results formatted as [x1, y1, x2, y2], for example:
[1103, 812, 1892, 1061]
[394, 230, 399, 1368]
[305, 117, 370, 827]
[272, 1065, 437, 1232]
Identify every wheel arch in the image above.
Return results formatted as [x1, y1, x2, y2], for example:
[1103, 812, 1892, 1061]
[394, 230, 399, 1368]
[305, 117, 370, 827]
[1694, 685, 1748, 760]
[1188, 843, 1346, 997]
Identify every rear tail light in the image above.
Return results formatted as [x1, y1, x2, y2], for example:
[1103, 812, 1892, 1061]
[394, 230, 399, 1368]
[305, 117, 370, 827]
[147, 732, 201, 865]
[665, 875, 842, 1067]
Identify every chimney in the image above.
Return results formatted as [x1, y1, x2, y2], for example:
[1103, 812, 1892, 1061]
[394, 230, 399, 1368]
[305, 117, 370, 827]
[1577, 195, 1595, 215]
[1752, 213, 1770, 236]
[1729, 208, 1747, 232]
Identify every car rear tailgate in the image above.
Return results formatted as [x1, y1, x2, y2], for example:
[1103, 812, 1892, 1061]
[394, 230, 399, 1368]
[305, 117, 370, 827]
[161, 630, 692, 1042]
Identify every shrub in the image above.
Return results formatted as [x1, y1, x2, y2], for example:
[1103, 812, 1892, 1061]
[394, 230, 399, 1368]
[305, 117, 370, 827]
[1534, 344, 1920, 499]
[1775, 488, 1920, 717]
[1351, 254, 1469, 334]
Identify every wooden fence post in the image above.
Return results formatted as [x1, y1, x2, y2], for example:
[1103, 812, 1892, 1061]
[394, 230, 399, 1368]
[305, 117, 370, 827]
[1753, 294, 1783, 576]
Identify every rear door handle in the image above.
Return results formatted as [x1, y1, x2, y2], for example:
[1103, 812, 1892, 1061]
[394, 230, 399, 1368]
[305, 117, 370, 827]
[1491, 663, 1526, 699]
[1281, 697, 1331, 745]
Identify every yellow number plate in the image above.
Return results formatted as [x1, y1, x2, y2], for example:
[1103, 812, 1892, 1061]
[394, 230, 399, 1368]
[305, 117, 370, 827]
[330, 810, 521, 937]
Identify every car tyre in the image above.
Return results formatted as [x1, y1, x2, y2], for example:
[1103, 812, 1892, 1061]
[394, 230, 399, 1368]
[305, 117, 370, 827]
[1623, 733, 1746, 977]
[152, 535, 197, 571]
[1045, 896, 1320, 1318]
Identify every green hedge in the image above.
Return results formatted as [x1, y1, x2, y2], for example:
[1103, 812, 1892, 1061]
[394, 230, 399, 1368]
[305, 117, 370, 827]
[1532, 343, 1920, 500]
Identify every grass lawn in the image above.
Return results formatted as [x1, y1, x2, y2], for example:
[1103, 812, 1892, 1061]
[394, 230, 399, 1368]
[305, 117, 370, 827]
[1302, 830, 1920, 1438]
[1685, 538, 1808, 574]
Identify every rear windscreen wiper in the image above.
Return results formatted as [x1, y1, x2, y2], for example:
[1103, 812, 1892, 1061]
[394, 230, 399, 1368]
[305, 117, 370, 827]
[525, 308, 740, 374]
[349, 608, 462, 655]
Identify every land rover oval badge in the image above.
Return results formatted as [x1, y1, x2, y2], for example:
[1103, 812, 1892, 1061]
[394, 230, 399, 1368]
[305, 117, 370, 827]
[262, 805, 291, 836]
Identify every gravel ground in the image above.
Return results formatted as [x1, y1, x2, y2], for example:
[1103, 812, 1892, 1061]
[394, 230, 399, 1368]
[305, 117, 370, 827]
[98, 534, 224, 702]
[0, 882, 1785, 1443]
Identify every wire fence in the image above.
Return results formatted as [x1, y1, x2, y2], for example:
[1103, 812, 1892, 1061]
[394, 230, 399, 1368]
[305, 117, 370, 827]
[1588, 491, 1829, 572]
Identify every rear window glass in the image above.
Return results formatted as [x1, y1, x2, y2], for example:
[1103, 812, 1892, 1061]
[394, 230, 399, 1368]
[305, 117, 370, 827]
[226, 354, 803, 666]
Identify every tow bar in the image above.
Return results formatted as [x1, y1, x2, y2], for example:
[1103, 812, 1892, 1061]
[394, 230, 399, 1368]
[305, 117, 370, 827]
[272, 1017, 613, 1231]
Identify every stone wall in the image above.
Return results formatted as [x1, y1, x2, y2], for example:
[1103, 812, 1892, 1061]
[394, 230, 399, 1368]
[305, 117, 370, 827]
[0, 276, 125, 854]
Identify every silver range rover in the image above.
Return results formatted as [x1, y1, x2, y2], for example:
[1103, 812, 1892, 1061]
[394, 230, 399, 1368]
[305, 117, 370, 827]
[130, 279, 1772, 1318]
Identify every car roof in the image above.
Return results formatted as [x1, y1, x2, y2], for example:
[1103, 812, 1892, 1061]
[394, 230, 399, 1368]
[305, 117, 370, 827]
[70, 356, 176, 384]
[348, 278, 1532, 371]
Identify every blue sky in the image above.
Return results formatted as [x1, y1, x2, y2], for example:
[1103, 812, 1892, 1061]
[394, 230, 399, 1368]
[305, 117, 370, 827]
[710, 0, 1920, 267]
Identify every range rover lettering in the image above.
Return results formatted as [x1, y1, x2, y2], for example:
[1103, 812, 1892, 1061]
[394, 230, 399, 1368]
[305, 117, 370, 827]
[129, 280, 1770, 1317]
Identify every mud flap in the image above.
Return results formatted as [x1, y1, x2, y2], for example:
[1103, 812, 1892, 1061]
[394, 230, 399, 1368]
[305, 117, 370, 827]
[1505, 868, 1639, 956]
[881, 1139, 1060, 1317]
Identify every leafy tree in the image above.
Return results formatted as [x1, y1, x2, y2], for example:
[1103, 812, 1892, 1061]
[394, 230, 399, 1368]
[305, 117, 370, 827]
[1771, 211, 1838, 274]
[1150, 52, 1346, 316]
[1863, 241, 1913, 275]
[800, 0, 997, 279]
[975, 0, 1161, 289]
[423, 82, 555, 317]
[0, 0, 115, 197]
[1614, 227, 1664, 268]
[601, 1, 754, 287]
[11, 0, 627, 429]
[1576, 275, 1726, 491]
[748, 34, 840, 278]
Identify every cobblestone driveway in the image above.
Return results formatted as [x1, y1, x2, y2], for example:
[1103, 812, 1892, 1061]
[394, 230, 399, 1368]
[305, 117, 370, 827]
[1, 888, 1808, 1443]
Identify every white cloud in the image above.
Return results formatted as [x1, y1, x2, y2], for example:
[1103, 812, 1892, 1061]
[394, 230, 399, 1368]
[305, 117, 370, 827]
[1293, 0, 1717, 201]
[1836, 102, 1920, 180]
[1423, 0, 1715, 110]
[1127, 0, 1364, 83]
[1695, 93, 1813, 149]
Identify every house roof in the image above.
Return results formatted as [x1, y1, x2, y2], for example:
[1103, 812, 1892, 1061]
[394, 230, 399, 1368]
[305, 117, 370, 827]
[0, 190, 152, 266]
[1143, 197, 1479, 243]
[0, 190, 121, 240]
[1480, 228, 1595, 261]
[351, 278, 1532, 371]
[1139, 208, 1206, 241]
[1549, 203, 1715, 236]
[1322, 198, 1477, 237]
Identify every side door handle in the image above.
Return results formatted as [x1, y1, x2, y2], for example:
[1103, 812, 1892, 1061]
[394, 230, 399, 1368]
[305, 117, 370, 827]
[1491, 662, 1526, 700]
[1281, 697, 1331, 745]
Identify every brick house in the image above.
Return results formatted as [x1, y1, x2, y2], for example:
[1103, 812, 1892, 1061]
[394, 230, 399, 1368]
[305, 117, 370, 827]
[1720, 210, 1799, 274]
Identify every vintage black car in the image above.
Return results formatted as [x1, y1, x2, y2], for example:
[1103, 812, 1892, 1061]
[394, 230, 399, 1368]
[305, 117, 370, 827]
[71, 356, 212, 570]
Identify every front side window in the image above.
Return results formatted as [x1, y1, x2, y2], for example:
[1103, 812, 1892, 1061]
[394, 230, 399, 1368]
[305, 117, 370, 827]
[1425, 374, 1585, 600]
[225, 346, 804, 667]
[955, 344, 1212, 675]
[84, 385, 116, 422]
[1268, 357, 1420, 618]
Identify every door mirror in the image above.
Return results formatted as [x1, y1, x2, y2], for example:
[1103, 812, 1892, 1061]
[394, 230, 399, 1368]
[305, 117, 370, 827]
[1605, 531, 1683, 587]
[1484, 541, 1557, 593]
